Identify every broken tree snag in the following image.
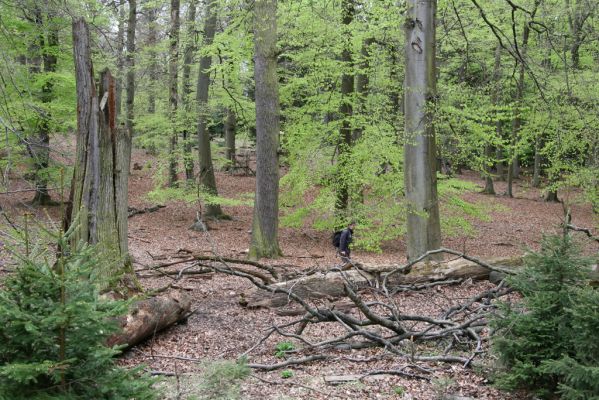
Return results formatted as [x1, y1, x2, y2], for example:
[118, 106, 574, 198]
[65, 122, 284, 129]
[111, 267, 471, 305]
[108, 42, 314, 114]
[107, 291, 191, 348]
[242, 254, 522, 308]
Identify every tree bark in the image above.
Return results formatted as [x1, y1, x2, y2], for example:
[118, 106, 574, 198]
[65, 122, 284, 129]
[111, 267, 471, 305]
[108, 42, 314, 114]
[403, 0, 442, 260]
[335, 0, 354, 212]
[115, 3, 125, 118]
[196, 0, 224, 218]
[182, 0, 197, 182]
[249, 0, 282, 259]
[30, 9, 57, 206]
[125, 0, 136, 140]
[69, 20, 133, 288]
[146, 7, 158, 114]
[508, 0, 540, 197]
[532, 136, 541, 187]
[168, 0, 181, 186]
[483, 43, 502, 195]
[224, 107, 236, 167]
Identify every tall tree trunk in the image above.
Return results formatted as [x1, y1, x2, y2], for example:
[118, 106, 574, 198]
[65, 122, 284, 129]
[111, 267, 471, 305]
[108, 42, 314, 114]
[125, 0, 136, 140]
[167, 0, 180, 186]
[335, 0, 355, 212]
[249, 0, 281, 259]
[483, 43, 502, 195]
[508, 0, 540, 197]
[31, 9, 57, 206]
[181, 0, 197, 181]
[403, 0, 442, 261]
[115, 3, 125, 118]
[146, 7, 158, 114]
[532, 136, 541, 187]
[68, 19, 134, 288]
[224, 107, 236, 167]
[353, 37, 373, 142]
[196, 0, 224, 218]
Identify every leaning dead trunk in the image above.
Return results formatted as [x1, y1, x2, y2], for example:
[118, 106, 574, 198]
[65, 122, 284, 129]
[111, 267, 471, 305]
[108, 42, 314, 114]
[403, 0, 442, 260]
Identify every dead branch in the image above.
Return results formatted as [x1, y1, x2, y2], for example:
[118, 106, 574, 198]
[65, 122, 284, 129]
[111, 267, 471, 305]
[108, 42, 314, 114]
[127, 204, 166, 218]
[566, 223, 599, 243]
[247, 355, 329, 371]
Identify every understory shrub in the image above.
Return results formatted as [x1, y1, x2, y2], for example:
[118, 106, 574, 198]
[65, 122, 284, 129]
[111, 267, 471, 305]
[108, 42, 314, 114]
[0, 232, 158, 400]
[491, 234, 599, 399]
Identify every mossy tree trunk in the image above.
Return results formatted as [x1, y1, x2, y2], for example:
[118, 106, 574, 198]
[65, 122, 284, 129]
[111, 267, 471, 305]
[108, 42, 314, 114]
[403, 0, 442, 261]
[249, 0, 282, 259]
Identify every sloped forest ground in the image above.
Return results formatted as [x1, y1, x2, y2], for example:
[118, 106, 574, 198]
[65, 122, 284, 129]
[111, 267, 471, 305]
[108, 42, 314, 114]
[1, 143, 597, 400]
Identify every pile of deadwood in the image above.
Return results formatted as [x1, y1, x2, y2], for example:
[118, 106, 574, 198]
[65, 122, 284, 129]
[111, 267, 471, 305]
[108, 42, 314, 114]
[131, 248, 527, 379]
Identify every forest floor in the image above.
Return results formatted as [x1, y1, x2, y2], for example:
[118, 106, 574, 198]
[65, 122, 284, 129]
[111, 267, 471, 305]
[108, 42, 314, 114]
[1, 144, 597, 400]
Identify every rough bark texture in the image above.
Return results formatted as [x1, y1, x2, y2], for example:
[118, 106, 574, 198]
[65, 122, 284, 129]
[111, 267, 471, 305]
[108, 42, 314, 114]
[168, 0, 180, 186]
[196, 0, 224, 218]
[107, 291, 192, 348]
[243, 256, 523, 308]
[249, 0, 282, 259]
[115, 4, 125, 118]
[181, 0, 197, 181]
[146, 7, 158, 114]
[335, 0, 354, 212]
[69, 20, 131, 287]
[125, 0, 136, 140]
[403, 0, 442, 260]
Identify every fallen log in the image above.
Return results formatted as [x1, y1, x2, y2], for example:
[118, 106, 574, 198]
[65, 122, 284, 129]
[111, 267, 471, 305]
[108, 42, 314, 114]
[242, 255, 523, 308]
[107, 291, 191, 348]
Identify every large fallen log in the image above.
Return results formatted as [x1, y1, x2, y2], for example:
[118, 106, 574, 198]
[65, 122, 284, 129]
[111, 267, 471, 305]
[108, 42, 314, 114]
[107, 291, 192, 348]
[242, 255, 523, 308]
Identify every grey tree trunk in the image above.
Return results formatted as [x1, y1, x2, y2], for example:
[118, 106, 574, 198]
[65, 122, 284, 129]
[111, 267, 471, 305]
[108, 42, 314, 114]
[69, 19, 133, 288]
[335, 0, 354, 212]
[167, 0, 181, 186]
[181, 0, 197, 181]
[249, 0, 282, 259]
[532, 136, 541, 187]
[146, 7, 158, 114]
[403, 0, 442, 261]
[115, 4, 125, 118]
[508, 0, 540, 197]
[196, 0, 224, 218]
[125, 0, 136, 140]
[483, 43, 502, 195]
[31, 9, 57, 206]
[224, 108, 236, 167]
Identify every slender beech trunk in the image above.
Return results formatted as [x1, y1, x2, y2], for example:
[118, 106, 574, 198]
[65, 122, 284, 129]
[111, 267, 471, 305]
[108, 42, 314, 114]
[353, 37, 373, 142]
[147, 7, 158, 114]
[167, 0, 180, 186]
[532, 136, 542, 187]
[196, 0, 224, 218]
[116, 4, 125, 117]
[31, 9, 57, 205]
[249, 0, 281, 259]
[224, 108, 236, 167]
[181, 0, 197, 181]
[483, 43, 502, 195]
[508, 0, 540, 197]
[125, 0, 136, 140]
[69, 19, 134, 288]
[403, 0, 442, 261]
[336, 0, 355, 212]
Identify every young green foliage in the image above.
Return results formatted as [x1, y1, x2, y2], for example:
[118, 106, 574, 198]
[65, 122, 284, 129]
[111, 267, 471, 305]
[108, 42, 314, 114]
[491, 234, 596, 399]
[0, 232, 158, 400]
